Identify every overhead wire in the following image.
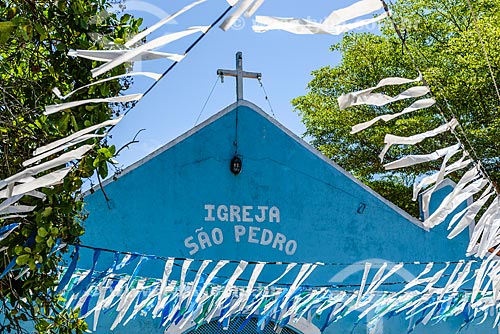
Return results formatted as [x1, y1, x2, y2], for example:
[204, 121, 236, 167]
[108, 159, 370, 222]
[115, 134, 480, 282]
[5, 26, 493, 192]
[194, 75, 220, 126]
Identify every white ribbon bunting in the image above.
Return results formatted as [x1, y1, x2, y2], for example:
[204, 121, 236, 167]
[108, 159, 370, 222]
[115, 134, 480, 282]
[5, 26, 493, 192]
[351, 98, 436, 134]
[125, 0, 208, 47]
[91, 26, 208, 78]
[338, 75, 422, 110]
[44, 94, 143, 115]
[383, 143, 461, 170]
[379, 118, 458, 162]
[253, 13, 388, 35]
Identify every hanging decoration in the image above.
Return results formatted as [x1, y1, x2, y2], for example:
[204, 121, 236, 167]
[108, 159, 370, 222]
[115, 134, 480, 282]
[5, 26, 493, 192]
[251, 0, 387, 35]
[40, 245, 500, 332]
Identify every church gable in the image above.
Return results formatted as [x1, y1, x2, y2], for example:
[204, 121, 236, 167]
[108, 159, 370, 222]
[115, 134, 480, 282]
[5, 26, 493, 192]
[83, 101, 470, 285]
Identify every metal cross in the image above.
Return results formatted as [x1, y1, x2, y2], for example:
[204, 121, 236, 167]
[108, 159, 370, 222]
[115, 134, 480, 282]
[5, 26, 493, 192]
[217, 51, 262, 101]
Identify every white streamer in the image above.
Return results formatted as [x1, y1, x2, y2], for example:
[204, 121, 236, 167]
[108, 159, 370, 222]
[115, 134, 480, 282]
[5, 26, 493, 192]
[253, 13, 388, 35]
[92, 26, 208, 78]
[0, 145, 93, 190]
[338, 75, 421, 110]
[68, 49, 185, 63]
[33, 116, 123, 157]
[379, 118, 458, 162]
[52, 72, 160, 100]
[125, 0, 207, 47]
[351, 98, 435, 134]
[44, 94, 143, 115]
[384, 143, 461, 170]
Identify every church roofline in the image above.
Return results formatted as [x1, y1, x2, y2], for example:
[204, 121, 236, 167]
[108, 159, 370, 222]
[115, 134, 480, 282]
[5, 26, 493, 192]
[83, 100, 426, 230]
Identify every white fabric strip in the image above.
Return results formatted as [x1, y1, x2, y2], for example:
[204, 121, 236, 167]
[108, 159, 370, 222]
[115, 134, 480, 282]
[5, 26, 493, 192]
[419, 148, 464, 215]
[227, 0, 239, 5]
[384, 143, 461, 170]
[213, 260, 248, 312]
[68, 49, 185, 62]
[44, 94, 143, 115]
[125, 0, 207, 47]
[0, 195, 22, 211]
[185, 260, 211, 308]
[0, 167, 72, 199]
[379, 118, 458, 161]
[220, 0, 254, 31]
[345, 85, 430, 109]
[264, 263, 297, 288]
[34, 116, 123, 156]
[52, 72, 160, 100]
[423, 167, 484, 228]
[413, 151, 468, 201]
[338, 75, 421, 110]
[468, 196, 500, 256]
[351, 98, 435, 134]
[324, 0, 383, 26]
[0, 204, 36, 215]
[278, 263, 318, 316]
[253, 13, 388, 35]
[366, 263, 404, 294]
[356, 263, 371, 305]
[0, 144, 93, 190]
[244, 0, 265, 17]
[195, 260, 229, 303]
[24, 134, 105, 167]
[448, 185, 494, 239]
[219, 262, 264, 321]
[92, 26, 207, 78]
[152, 258, 174, 316]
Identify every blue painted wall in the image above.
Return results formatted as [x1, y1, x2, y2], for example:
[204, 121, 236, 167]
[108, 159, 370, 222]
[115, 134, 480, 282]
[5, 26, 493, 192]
[81, 101, 490, 333]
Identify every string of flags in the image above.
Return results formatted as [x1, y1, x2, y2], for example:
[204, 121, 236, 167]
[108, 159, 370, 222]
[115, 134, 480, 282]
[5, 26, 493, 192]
[19, 244, 494, 332]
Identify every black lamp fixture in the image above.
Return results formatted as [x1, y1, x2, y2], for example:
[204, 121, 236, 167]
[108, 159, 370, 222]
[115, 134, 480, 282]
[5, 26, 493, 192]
[230, 155, 242, 175]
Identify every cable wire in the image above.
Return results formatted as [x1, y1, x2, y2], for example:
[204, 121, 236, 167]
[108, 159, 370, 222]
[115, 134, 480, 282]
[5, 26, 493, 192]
[258, 78, 276, 118]
[194, 75, 220, 126]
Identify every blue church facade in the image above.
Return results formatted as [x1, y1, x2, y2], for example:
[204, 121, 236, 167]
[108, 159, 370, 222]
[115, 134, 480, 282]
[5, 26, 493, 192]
[81, 100, 494, 333]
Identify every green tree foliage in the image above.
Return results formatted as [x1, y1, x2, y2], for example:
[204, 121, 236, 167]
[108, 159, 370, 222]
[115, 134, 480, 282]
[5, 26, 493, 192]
[292, 0, 500, 217]
[0, 1, 142, 332]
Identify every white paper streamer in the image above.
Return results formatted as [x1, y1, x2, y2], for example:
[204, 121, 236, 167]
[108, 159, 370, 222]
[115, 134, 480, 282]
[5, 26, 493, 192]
[52, 72, 160, 100]
[244, 0, 265, 17]
[0, 167, 72, 199]
[253, 13, 388, 35]
[24, 134, 106, 167]
[423, 167, 485, 229]
[468, 197, 500, 256]
[152, 258, 175, 316]
[0, 204, 36, 215]
[383, 143, 461, 170]
[419, 149, 465, 215]
[0, 145, 93, 190]
[92, 26, 208, 78]
[379, 118, 458, 162]
[68, 49, 185, 63]
[338, 75, 421, 110]
[323, 0, 384, 26]
[413, 152, 469, 201]
[357, 263, 371, 305]
[125, 0, 207, 47]
[220, 0, 255, 31]
[44, 93, 143, 115]
[448, 185, 494, 239]
[33, 116, 123, 157]
[351, 98, 435, 134]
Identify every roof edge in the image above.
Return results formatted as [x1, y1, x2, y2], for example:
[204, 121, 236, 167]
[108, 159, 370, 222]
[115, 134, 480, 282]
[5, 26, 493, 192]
[83, 100, 425, 230]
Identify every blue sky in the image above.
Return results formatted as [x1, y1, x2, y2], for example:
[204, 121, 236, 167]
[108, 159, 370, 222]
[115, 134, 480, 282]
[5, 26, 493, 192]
[105, 0, 382, 168]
